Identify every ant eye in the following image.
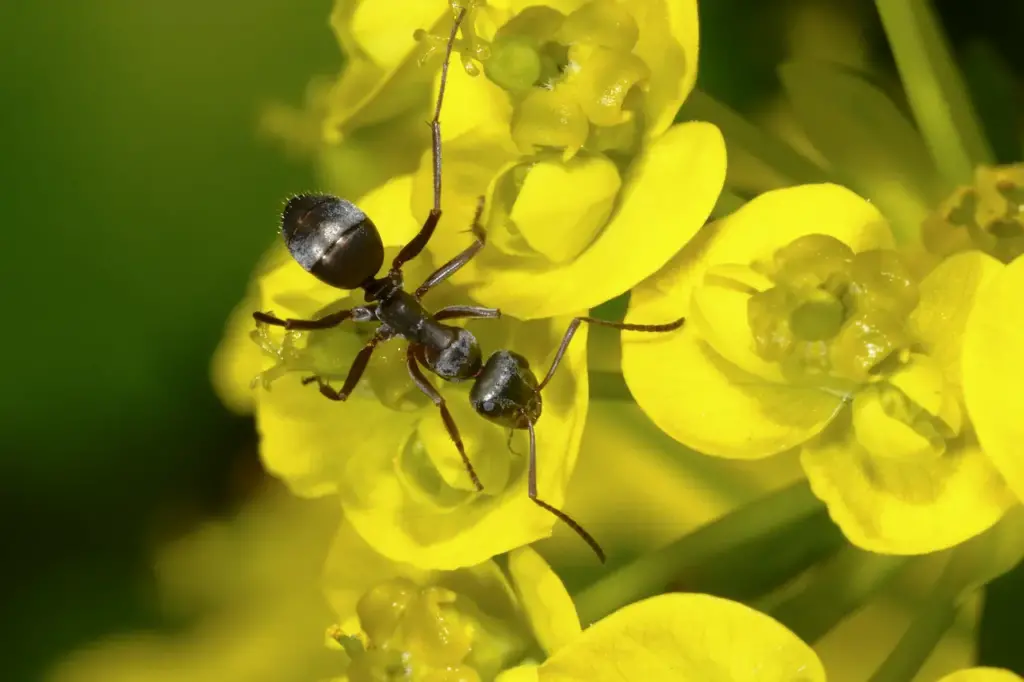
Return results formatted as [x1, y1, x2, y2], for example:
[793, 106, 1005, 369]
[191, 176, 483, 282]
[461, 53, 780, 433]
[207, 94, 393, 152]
[482, 400, 495, 412]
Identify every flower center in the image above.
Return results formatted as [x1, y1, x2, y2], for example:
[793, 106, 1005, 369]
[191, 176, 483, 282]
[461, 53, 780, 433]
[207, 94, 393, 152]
[746, 234, 920, 385]
[334, 578, 481, 682]
[923, 163, 1024, 264]
[437, 0, 648, 158]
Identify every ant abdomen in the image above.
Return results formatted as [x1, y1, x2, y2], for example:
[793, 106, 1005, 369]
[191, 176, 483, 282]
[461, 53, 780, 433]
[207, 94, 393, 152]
[470, 350, 542, 429]
[281, 193, 384, 290]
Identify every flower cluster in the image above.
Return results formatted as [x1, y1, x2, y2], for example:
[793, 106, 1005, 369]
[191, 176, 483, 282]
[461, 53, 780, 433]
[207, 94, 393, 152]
[194, 0, 1024, 680]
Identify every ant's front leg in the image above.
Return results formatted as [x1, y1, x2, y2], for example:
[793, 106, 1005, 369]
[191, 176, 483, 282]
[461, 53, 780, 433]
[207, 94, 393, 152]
[253, 304, 376, 331]
[390, 8, 470, 276]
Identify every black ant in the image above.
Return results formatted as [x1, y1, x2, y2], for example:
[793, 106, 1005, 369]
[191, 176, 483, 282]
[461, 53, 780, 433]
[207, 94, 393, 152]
[252, 7, 684, 563]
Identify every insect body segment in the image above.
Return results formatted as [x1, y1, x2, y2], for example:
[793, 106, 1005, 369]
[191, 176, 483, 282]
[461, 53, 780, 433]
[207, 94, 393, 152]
[249, 6, 686, 563]
[470, 351, 541, 429]
[282, 194, 384, 290]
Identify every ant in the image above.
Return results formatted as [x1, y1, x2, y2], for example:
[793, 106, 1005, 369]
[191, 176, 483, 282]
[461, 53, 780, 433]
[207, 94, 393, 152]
[252, 6, 685, 563]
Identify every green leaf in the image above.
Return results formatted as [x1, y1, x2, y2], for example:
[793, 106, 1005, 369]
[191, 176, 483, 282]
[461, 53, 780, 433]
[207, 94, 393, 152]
[679, 89, 833, 188]
[779, 61, 942, 243]
[875, 0, 994, 186]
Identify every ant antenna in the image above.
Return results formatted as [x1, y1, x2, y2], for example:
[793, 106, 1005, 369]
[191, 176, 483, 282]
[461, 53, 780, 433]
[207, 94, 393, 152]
[524, 314, 687, 562]
[525, 417, 606, 563]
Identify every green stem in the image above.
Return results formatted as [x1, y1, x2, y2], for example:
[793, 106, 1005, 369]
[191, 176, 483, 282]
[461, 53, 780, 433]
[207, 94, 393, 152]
[867, 599, 958, 682]
[573, 479, 822, 625]
[679, 89, 833, 187]
[762, 546, 911, 644]
[875, 0, 995, 186]
[678, 506, 845, 603]
[868, 548, 976, 682]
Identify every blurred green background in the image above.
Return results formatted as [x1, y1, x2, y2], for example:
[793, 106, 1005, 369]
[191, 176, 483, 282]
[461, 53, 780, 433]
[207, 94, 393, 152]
[1, 1, 1021, 680]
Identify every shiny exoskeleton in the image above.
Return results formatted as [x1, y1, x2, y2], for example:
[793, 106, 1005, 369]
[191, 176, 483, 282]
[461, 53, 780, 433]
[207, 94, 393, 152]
[251, 8, 685, 563]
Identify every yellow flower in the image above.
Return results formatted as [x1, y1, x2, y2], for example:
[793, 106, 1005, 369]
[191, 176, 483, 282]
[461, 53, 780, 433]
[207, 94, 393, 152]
[497, 591, 824, 682]
[325, 519, 587, 682]
[922, 164, 1024, 265]
[963, 253, 1024, 504]
[278, 0, 724, 320]
[261, 0, 457, 201]
[939, 670, 1024, 682]
[776, 60, 1022, 267]
[45, 488, 338, 682]
[622, 184, 1015, 554]
[225, 189, 590, 569]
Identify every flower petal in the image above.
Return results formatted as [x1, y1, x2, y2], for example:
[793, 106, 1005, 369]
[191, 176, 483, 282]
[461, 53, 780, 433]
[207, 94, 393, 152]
[357, 174, 421, 247]
[688, 265, 785, 383]
[697, 183, 893, 279]
[779, 61, 943, 240]
[910, 250, 1003, 391]
[507, 547, 581, 656]
[469, 121, 726, 318]
[435, 53, 515, 144]
[938, 669, 1024, 682]
[210, 285, 265, 415]
[326, 6, 445, 132]
[537, 593, 825, 682]
[497, 665, 542, 682]
[252, 260, 369, 498]
[623, 218, 845, 459]
[629, 183, 892, 382]
[345, 2, 444, 70]
[963, 254, 1024, 501]
[629, 0, 700, 138]
[621, 317, 843, 459]
[802, 423, 1014, 554]
[257, 382, 412, 499]
[512, 155, 621, 263]
[323, 519, 432, 623]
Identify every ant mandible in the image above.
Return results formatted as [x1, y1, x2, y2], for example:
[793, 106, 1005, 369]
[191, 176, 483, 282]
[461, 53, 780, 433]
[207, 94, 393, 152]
[252, 6, 685, 563]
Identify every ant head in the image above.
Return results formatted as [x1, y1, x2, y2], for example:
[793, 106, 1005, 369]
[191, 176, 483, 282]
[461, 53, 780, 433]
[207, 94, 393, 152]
[281, 194, 385, 290]
[469, 350, 542, 429]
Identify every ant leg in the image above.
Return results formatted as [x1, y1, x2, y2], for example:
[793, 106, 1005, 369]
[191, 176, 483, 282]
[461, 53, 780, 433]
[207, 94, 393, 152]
[390, 8, 470, 275]
[433, 304, 500, 322]
[414, 196, 487, 299]
[301, 330, 388, 401]
[506, 428, 520, 456]
[253, 305, 376, 331]
[405, 345, 484, 492]
[536, 315, 686, 391]
[524, 418, 605, 563]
